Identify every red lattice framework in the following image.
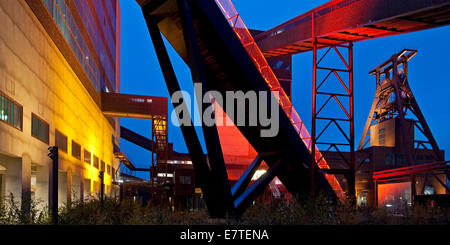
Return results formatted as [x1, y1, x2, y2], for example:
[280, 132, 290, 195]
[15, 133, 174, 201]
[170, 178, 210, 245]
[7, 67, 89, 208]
[311, 39, 355, 199]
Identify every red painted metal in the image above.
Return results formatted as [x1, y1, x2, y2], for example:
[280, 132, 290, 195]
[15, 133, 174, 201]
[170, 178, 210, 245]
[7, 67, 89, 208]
[254, 0, 450, 57]
[376, 177, 411, 183]
[215, 0, 344, 198]
[373, 161, 450, 180]
[311, 39, 355, 199]
[101, 92, 168, 118]
[374, 161, 450, 175]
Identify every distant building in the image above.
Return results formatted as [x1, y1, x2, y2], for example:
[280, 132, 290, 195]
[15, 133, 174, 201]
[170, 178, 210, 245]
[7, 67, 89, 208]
[118, 143, 203, 211]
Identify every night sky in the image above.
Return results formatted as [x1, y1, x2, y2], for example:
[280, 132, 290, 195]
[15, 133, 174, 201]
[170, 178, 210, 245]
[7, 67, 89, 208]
[118, 0, 450, 178]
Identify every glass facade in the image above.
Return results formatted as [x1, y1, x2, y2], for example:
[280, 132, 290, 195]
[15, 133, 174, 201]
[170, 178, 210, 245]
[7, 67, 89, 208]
[41, 0, 118, 93]
[0, 92, 23, 131]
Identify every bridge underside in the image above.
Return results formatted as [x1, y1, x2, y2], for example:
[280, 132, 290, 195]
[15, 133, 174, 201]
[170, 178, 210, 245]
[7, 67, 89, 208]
[254, 0, 450, 57]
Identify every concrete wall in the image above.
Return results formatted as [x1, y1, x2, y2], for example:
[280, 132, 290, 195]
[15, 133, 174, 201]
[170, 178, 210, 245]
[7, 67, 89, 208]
[0, 0, 120, 209]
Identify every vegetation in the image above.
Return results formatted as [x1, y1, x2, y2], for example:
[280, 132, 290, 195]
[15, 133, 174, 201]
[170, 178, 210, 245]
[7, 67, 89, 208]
[0, 192, 448, 225]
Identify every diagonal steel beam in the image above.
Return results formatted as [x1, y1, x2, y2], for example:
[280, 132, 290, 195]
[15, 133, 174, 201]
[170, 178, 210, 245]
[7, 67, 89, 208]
[120, 126, 154, 152]
[231, 155, 263, 199]
[143, 13, 216, 215]
[233, 157, 288, 216]
[177, 0, 233, 217]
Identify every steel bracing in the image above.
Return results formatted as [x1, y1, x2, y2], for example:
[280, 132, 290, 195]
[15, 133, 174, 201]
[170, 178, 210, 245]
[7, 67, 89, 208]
[140, 0, 340, 217]
[311, 39, 355, 201]
[358, 49, 443, 162]
[101, 92, 171, 204]
[360, 49, 449, 203]
[137, 0, 450, 217]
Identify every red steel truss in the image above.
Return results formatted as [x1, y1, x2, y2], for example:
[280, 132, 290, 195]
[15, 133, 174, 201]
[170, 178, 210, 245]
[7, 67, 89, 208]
[311, 39, 355, 200]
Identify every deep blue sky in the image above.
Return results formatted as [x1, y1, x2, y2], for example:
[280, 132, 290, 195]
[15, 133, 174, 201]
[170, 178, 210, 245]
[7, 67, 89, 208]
[118, 0, 450, 177]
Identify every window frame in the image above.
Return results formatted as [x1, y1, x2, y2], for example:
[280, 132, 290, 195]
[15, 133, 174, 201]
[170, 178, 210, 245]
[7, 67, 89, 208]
[71, 140, 81, 160]
[31, 113, 50, 144]
[84, 149, 91, 164]
[93, 155, 99, 169]
[179, 176, 192, 185]
[100, 160, 105, 172]
[55, 129, 68, 153]
[0, 91, 23, 132]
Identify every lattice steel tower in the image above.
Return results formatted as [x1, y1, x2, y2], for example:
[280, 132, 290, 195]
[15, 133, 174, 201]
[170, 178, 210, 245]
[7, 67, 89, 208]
[358, 49, 443, 164]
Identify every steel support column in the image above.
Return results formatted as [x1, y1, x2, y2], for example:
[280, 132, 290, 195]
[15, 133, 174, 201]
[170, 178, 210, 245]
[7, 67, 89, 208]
[411, 174, 416, 205]
[374, 178, 378, 208]
[99, 171, 105, 205]
[144, 15, 215, 215]
[177, 0, 233, 217]
[48, 146, 58, 225]
[311, 39, 355, 203]
[311, 38, 318, 198]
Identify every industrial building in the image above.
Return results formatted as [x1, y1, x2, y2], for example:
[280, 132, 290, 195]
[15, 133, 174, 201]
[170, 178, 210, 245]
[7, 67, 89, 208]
[0, 0, 449, 219]
[136, 0, 450, 218]
[0, 0, 121, 210]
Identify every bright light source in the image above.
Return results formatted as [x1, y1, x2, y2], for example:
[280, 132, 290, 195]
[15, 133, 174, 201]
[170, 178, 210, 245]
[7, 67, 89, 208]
[252, 170, 266, 180]
[385, 204, 392, 207]
[1, 110, 7, 121]
[158, 173, 174, 178]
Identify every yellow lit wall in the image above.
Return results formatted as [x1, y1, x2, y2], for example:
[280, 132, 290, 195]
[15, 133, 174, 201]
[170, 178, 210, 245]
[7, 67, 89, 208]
[0, 0, 119, 201]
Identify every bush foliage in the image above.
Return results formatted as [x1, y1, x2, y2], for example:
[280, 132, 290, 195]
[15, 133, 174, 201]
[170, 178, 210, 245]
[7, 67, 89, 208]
[0, 192, 448, 225]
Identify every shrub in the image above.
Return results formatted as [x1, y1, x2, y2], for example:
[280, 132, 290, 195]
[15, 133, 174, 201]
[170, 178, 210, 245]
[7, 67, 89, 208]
[0, 192, 448, 225]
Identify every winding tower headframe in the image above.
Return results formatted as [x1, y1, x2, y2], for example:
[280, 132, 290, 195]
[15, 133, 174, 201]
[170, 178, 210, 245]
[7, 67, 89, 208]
[358, 49, 443, 163]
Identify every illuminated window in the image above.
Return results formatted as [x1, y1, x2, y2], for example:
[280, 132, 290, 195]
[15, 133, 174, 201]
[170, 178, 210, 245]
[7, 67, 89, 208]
[100, 160, 105, 172]
[106, 164, 111, 175]
[71, 141, 81, 160]
[31, 113, 49, 144]
[84, 150, 91, 164]
[55, 129, 68, 153]
[424, 185, 435, 195]
[158, 173, 174, 178]
[0, 92, 22, 131]
[93, 155, 99, 169]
